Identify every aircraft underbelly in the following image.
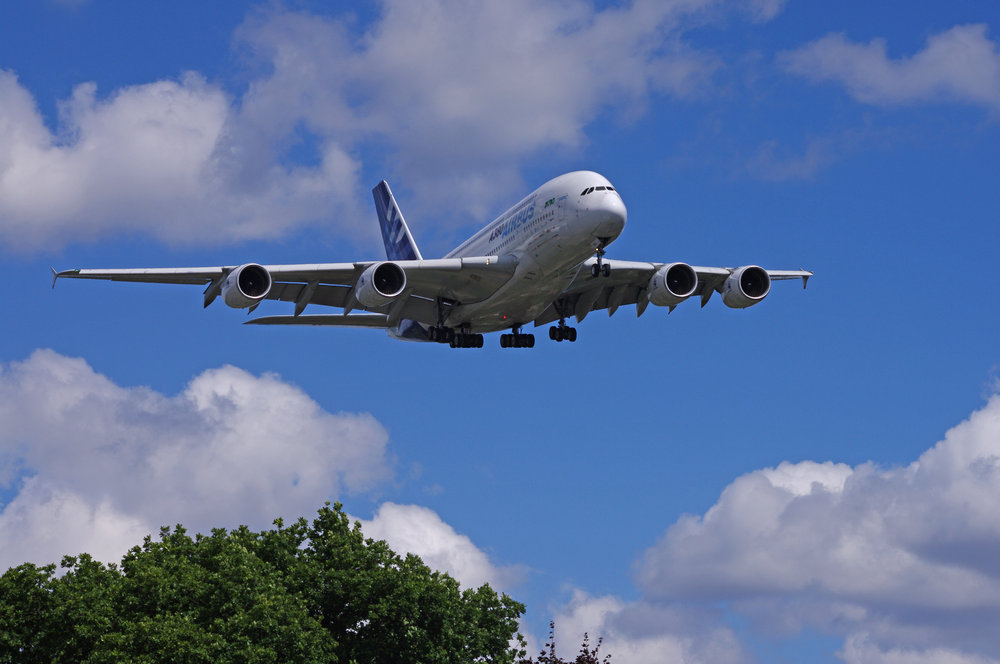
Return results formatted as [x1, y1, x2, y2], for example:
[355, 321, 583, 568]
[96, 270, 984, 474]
[451, 236, 588, 332]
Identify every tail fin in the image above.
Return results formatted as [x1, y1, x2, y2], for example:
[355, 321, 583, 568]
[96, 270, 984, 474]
[372, 180, 422, 261]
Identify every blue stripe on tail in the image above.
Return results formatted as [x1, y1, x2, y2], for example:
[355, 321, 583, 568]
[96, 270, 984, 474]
[372, 181, 422, 261]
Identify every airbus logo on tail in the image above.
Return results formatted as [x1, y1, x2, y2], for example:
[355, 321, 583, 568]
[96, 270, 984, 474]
[374, 182, 419, 261]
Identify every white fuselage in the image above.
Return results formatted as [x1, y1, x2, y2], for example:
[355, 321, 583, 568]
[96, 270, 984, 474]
[442, 171, 626, 332]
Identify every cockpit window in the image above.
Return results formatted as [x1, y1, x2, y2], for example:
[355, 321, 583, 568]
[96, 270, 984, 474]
[581, 185, 616, 196]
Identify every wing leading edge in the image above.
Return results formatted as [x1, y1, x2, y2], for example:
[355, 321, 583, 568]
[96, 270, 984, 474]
[532, 258, 812, 326]
[54, 256, 518, 324]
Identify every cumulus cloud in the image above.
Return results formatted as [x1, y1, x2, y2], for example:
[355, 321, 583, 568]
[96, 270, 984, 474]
[546, 590, 750, 664]
[500, 393, 1000, 661]
[1, 0, 781, 252]
[356, 502, 525, 590]
[631, 395, 1000, 659]
[0, 70, 362, 252]
[226, 0, 726, 223]
[0, 349, 392, 568]
[780, 24, 1000, 111]
[840, 635, 999, 664]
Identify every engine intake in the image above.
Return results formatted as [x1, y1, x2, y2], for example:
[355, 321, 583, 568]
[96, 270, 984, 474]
[222, 263, 272, 309]
[722, 265, 770, 308]
[356, 262, 407, 308]
[648, 262, 698, 307]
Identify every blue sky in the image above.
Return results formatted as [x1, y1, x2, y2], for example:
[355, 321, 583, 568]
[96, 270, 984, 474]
[2, 1, 1000, 661]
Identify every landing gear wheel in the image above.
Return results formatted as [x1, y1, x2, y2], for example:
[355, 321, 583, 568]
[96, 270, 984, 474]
[602, 263, 611, 277]
[550, 324, 577, 342]
[501, 331, 534, 348]
[591, 264, 600, 278]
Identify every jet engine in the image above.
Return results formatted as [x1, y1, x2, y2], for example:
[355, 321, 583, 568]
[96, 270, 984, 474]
[222, 263, 272, 309]
[647, 262, 698, 307]
[356, 262, 407, 308]
[721, 265, 770, 308]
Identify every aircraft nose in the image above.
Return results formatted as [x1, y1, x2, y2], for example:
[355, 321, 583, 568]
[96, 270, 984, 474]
[589, 191, 627, 239]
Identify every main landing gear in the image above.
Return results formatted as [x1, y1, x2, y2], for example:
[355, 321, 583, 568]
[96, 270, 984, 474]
[549, 325, 577, 342]
[428, 326, 453, 343]
[429, 326, 483, 348]
[428, 298, 481, 348]
[500, 327, 534, 348]
[451, 332, 484, 348]
[548, 300, 578, 343]
[590, 238, 612, 278]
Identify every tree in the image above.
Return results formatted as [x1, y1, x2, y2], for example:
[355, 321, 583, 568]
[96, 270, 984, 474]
[0, 502, 526, 664]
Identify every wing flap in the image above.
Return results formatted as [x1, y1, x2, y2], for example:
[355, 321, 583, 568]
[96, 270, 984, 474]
[245, 314, 391, 327]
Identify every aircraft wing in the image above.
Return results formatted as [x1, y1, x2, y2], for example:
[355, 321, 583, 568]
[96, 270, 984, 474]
[54, 256, 518, 325]
[532, 258, 812, 326]
[244, 314, 392, 327]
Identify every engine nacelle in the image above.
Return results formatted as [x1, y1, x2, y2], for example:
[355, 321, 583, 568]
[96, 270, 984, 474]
[722, 265, 770, 308]
[356, 262, 407, 308]
[647, 262, 698, 307]
[222, 263, 272, 309]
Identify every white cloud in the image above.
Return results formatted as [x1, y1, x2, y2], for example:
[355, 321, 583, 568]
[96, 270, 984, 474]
[0, 349, 521, 608]
[632, 394, 1000, 658]
[840, 634, 999, 664]
[1, 0, 783, 252]
[355, 502, 524, 590]
[0, 480, 150, 569]
[545, 590, 750, 664]
[231, 0, 725, 223]
[780, 24, 1000, 111]
[0, 69, 362, 252]
[0, 349, 393, 568]
[526, 395, 1000, 662]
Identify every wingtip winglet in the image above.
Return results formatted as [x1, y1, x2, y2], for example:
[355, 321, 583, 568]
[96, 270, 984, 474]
[51, 267, 58, 289]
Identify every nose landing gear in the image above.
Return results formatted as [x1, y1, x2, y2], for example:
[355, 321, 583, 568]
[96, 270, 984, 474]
[590, 238, 613, 278]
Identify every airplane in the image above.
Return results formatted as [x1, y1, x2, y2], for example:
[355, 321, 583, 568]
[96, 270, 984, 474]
[54, 171, 812, 349]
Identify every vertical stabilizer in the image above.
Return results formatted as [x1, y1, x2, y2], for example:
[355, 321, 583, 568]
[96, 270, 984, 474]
[372, 181, 422, 261]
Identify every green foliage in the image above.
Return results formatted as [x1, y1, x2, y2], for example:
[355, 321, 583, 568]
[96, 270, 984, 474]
[0, 502, 525, 664]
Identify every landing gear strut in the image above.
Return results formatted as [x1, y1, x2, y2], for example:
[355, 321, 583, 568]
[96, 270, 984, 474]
[549, 300, 577, 342]
[500, 326, 535, 348]
[428, 326, 454, 343]
[430, 324, 482, 348]
[590, 237, 612, 278]
[429, 298, 472, 346]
